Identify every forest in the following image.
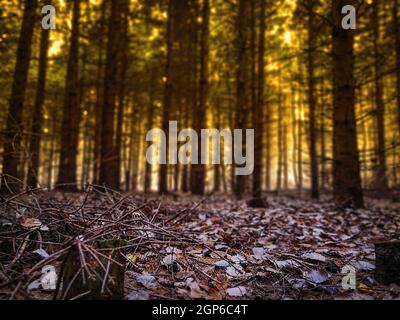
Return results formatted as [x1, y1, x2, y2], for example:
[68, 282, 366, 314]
[0, 0, 399, 301]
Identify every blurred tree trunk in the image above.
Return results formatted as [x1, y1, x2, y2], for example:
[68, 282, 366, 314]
[99, 0, 123, 190]
[115, 1, 130, 190]
[144, 68, 156, 193]
[57, 0, 81, 191]
[159, 0, 174, 195]
[331, 0, 364, 207]
[27, 3, 51, 188]
[93, 0, 106, 185]
[234, 0, 249, 198]
[372, 0, 388, 190]
[192, 0, 210, 196]
[276, 82, 283, 192]
[306, 0, 319, 199]
[394, 0, 400, 136]
[1, 0, 38, 193]
[252, 0, 266, 198]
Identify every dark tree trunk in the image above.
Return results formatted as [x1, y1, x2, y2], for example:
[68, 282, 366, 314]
[192, 0, 210, 196]
[1, 0, 38, 193]
[115, 1, 130, 190]
[93, 0, 106, 185]
[234, 0, 249, 198]
[99, 0, 123, 190]
[159, 0, 174, 195]
[307, 1, 319, 199]
[394, 0, 400, 143]
[57, 0, 81, 191]
[372, 0, 388, 190]
[331, 0, 364, 208]
[252, 0, 266, 199]
[144, 68, 156, 193]
[27, 2, 51, 188]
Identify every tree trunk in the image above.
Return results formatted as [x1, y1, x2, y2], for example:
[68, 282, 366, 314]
[93, 0, 106, 185]
[27, 3, 51, 188]
[1, 0, 38, 193]
[252, 0, 266, 198]
[372, 0, 388, 190]
[234, 0, 249, 198]
[394, 0, 400, 140]
[99, 0, 123, 190]
[159, 0, 174, 195]
[115, 1, 130, 190]
[57, 0, 81, 191]
[307, 1, 319, 199]
[331, 0, 364, 208]
[192, 0, 210, 196]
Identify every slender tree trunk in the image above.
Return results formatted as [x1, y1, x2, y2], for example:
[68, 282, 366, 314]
[234, 0, 249, 198]
[307, 1, 319, 199]
[93, 0, 106, 185]
[159, 0, 174, 195]
[276, 85, 283, 192]
[144, 68, 156, 193]
[252, 0, 266, 198]
[57, 0, 81, 191]
[372, 0, 388, 190]
[99, 0, 123, 190]
[394, 0, 400, 138]
[1, 0, 38, 193]
[192, 0, 209, 195]
[27, 4, 51, 188]
[331, 0, 364, 207]
[115, 1, 130, 190]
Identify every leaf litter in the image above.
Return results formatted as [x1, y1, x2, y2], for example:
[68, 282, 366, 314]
[1, 189, 399, 300]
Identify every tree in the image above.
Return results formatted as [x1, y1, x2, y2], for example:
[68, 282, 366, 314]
[331, 0, 364, 207]
[252, 0, 266, 199]
[394, 0, 400, 136]
[1, 0, 38, 192]
[234, 0, 249, 198]
[57, 0, 81, 190]
[27, 1, 52, 188]
[306, 0, 319, 199]
[192, 0, 210, 196]
[159, 0, 174, 195]
[99, 0, 123, 190]
[372, 0, 388, 190]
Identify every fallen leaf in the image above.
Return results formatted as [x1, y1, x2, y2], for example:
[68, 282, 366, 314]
[303, 270, 329, 284]
[226, 286, 247, 297]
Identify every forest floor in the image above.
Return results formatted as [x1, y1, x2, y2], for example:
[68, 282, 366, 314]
[0, 189, 400, 300]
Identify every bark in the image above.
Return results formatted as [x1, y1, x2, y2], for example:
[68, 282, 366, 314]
[372, 0, 388, 190]
[331, 0, 364, 208]
[27, 3, 51, 188]
[1, 0, 38, 192]
[93, 0, 106, 185]
[159, 0, 174, 195]
[192, 0, 210, 196]
[307, 1, 319, 199]
[99, 0, 123, 190]
[252, 0, 266, 198]
[57, 0, 81, 191]
[234, 0, 249, 198]
[394, 0, 400, 139]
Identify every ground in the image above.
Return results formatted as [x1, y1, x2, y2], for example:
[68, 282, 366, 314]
[0, 189, 399, 300]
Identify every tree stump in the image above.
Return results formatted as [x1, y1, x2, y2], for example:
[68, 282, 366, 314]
[375, 240, 400, 285]
[57, 240, 127, 300]
[246, 198, 268, 209]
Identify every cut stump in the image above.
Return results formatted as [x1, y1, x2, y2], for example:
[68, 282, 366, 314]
[57, 240, 127, 300]
[375, 240, 400, 285]
[246, 198, 268, 209]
